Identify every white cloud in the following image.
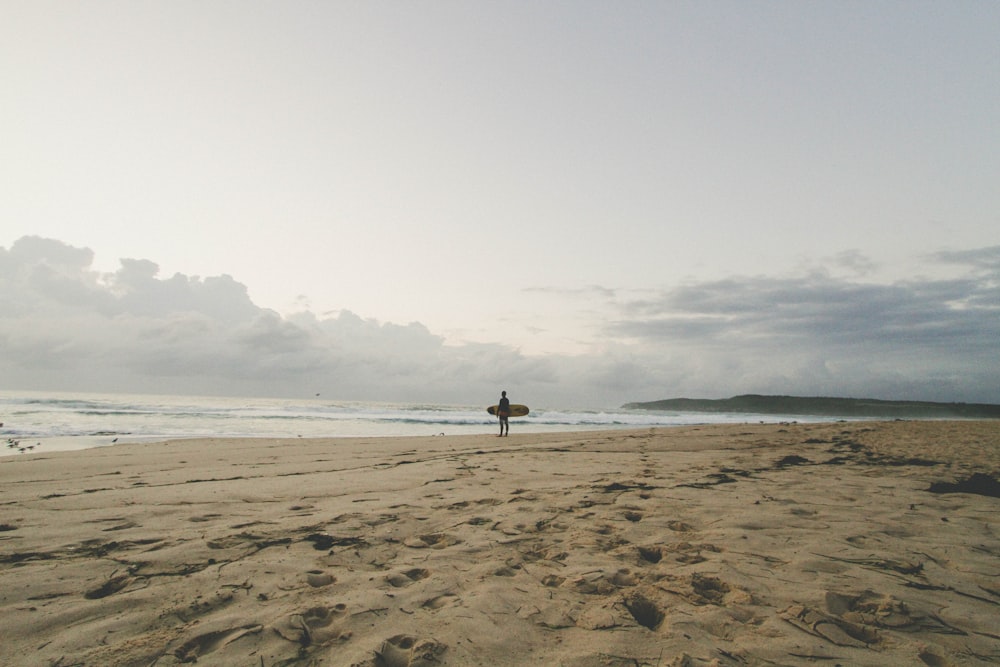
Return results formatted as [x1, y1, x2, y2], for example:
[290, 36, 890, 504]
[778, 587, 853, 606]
[1, 237, 998, 407]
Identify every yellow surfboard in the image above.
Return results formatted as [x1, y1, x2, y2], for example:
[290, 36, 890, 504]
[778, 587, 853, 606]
[487, 404, 529, 417]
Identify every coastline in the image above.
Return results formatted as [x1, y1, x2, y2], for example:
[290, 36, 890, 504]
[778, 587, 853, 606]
[1, 389, 890, 458]
[2, 421, 998, 665]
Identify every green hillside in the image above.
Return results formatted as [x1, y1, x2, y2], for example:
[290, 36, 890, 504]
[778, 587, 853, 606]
[622, 394, 1000, 418]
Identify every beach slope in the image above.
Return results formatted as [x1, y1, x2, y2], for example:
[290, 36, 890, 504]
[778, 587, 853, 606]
[1, 421, 998, 666]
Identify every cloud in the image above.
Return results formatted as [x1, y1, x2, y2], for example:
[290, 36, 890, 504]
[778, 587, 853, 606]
[931, 246, 1000, 273]
[615, 275, 986, 350]
[602, 252, 1000, 402]
[0, 237, 544, 402]
[828, 249, 879, 276]
[1, 237, 998, 406]
[522, 284, 620, 300]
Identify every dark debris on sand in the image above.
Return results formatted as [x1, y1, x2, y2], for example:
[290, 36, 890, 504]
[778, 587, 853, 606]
[928, 473, 1000, 498]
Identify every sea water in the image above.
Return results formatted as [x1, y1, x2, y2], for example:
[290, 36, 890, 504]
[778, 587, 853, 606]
[0, 390, 844, 457]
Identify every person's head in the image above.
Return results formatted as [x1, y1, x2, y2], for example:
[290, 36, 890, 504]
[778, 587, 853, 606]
[502, 390, 507, 397]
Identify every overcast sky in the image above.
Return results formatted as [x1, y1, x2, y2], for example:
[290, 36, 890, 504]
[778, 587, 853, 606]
[2, 2, 998, 408]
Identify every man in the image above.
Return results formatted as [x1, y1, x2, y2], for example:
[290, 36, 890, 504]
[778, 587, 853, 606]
[497, 390, 510, 437]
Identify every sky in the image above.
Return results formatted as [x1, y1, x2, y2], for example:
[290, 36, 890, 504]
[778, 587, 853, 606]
[1, 1, 998, 408]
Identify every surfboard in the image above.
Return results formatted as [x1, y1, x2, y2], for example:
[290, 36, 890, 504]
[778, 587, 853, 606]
[487, 404, 529, 417]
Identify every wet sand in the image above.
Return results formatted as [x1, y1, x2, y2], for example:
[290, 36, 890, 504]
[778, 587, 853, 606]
[1, 420, 998, 666]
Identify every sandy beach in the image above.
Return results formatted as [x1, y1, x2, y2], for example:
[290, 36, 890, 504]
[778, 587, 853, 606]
[2, 420, 998, 666]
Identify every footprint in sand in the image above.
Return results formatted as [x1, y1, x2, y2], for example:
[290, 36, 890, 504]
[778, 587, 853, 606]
[690, 572, 732, 604]
[421, 593, 460, 610]
[675, 551, 708, 565]
[825, 589, 963, 635]
[609, 569, 638, 587]
[403, 533, 460, 549]
[364, 513, 401, 526]
[84, 574, 136, 599]
[638, 545, 665, 564]
[173, 623, 263, 662]
[541, 574, 566, 587]
[302, 604, 347, 628]
[375, 634, 447, 667]
[782, 604, 880, 648]
[385, 568, 430, 588]
[574, 574, 617, 596]
[519, 544, 568, 564]
[170, 591, 236, 623]
[918, 648, 951, 667]
[273, 603, 350, 646]
[206, 535, 252, 549]
[624, 591, 666, 630]
[306, 570, 336, 587]
[575, 569, 638, 595]
[670, 541, 721, 565]
[466, 516, 491, 526]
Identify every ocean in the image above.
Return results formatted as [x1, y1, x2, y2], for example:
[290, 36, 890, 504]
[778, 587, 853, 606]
[1, 390, 849, 457]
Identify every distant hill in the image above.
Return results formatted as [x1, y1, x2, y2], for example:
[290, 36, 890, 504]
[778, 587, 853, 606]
[622, 394, 1000, 419]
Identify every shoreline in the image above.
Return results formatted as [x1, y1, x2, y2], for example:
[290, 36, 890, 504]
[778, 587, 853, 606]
[2, 421, 998, 665]
[0, 417, 868, 459]
[4, 387, 947, 460]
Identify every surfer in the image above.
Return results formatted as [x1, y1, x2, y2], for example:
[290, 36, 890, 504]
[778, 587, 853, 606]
[497, 391, 510, 437]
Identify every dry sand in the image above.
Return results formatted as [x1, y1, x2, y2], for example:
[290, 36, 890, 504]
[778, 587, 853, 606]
[1, 420, 999, 666]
